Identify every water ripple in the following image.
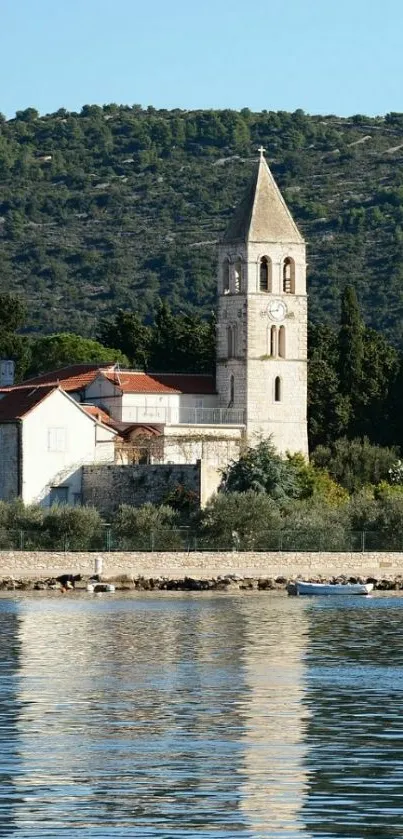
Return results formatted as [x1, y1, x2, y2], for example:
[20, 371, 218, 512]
[1, 592, 403, 836]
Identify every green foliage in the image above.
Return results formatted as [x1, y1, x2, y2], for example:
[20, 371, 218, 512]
[98, 310, 151, 369]
[1, 104, 403, 341]
[308, 294, 400, 448]
[286, 452, 348, 505]
[27, 332, 129, 376]
[200, 490, 283, 550]
[312, 437, 399, 493]
[338, 285, 364, 426]
[0, 292, 31, 379]
[112, 502, 182, 550]
[222, 439, 301, 499]
[41, 505, 102, 549]
[97, 302, 215, 373]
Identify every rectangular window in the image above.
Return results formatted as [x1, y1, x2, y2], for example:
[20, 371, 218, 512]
[48, 427, 67, 452]
[50, 486, 68, 506]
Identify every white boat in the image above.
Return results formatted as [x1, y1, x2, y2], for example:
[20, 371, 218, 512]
[86, 582, 115, 593]
[294, 581, 374, 596]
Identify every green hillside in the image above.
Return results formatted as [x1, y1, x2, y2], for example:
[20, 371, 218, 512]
[1, 105, 403, 341]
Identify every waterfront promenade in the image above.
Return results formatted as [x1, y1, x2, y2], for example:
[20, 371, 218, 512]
[0, 550, 402, 585]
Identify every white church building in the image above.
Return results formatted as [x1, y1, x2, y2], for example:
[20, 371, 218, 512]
[0, 150, 308, 506]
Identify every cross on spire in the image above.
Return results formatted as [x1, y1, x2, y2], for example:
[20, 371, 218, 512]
[258, 145, 266, 158]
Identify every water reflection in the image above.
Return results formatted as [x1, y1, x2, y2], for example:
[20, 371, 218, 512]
[238, 598, 310, 837]
[302, 597, 403, 838]
[0, 593, 312, 838]
[0, 601, 21, 836]
[7, 593, 403, 837]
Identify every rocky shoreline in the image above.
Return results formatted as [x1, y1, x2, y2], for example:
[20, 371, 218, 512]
[1, 573, 403, 592]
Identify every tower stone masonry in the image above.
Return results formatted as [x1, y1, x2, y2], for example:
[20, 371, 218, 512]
[216, 149, 308, 457]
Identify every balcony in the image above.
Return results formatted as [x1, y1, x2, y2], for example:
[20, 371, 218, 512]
[179, 407, 246, 425]
[121, 406, 246, 426]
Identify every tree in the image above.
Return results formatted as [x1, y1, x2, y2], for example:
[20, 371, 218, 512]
[199, 490, 283, 550]
[311, 437, 399, 493]
[0, 293, 31, 380]
[338, 285, 364, 407]
[27, 333, 129, 376]
[221, 439, 301, 499]
[98, 310, 151, 369]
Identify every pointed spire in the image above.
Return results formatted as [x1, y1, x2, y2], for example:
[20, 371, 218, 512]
[222, 150, 304, 245]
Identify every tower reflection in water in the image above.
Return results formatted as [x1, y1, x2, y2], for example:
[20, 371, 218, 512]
[9, 593, 312, 837]
[237, 596, 311, 837]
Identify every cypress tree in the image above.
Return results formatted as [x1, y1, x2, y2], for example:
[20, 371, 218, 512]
[338, 286, 364, 400]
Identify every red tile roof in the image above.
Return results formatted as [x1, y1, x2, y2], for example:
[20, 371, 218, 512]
[82, 405, 113, 425]
[103, 371, 216, 395]
[0, 386, 57, 421]
[19, 363, 115, 392]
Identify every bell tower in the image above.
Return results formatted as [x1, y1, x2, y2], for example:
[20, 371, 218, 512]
[216, 148, 308, 457]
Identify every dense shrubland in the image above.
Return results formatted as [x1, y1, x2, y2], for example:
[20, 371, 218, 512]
[2, 105, 403, 341]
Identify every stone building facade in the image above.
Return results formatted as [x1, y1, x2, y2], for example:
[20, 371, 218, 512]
[216, 148, 308, 456]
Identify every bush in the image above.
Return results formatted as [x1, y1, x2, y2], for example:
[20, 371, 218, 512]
[112, 503, 183, 550]
[312, 437, 399, 492]
[41, 505, 102, 550]
[199, 491, 283, 551]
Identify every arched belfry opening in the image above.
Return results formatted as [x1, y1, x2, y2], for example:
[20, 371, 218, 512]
[274, 376, 282, 402]
[234, 259, 242, 293]
[283, 258, 295, 294]
[223, 259, 230, 294]
[259, 256, 271, 293]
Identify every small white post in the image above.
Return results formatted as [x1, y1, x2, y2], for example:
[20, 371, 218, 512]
[94, 555, 103, 577]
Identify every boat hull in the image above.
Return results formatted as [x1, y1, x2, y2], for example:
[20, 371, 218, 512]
[294, 582, 374, 596]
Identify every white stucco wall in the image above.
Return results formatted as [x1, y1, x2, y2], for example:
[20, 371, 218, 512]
[162, 424, 244, 466]
[21, 390, 115, 506]
[84, 374, 219, 426]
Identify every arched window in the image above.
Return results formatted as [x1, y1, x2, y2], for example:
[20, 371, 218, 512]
[229, 374, 235, 404]
[227, 326, 233, 357]
[259, 256, 271, 292]
[274, 376, 282, 402]
[223, 259, 230, 294]
[234, 259, 242, 293]
[279, 326, 286, 358]
[270, 325, 277, 357]
[283, 257, 295, 294]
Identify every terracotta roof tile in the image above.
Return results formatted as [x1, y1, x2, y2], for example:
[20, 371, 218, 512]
[0, 386, 57, 421]
[82, 405, 113, 425]
[20, 363, 115, 392]
[103, 371, 216, 395]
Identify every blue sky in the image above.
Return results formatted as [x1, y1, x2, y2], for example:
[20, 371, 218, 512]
[1, 0, 403, 118]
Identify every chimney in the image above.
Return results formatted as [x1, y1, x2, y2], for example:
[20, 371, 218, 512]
[0, 360, 15, 387]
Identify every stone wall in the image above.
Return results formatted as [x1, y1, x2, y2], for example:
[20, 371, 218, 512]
[0, 550, 403, 580]
[82, 463, 200, 515]
[0, 423, 19, 501]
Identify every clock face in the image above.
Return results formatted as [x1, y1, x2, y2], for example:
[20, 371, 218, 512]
[268, 300, 287, 321]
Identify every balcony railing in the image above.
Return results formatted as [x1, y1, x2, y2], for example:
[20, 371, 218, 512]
[121, 406, 246, 426]
[179, 407, 245, 425]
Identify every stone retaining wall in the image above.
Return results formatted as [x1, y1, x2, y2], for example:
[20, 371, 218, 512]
[0, 551, 402, 580]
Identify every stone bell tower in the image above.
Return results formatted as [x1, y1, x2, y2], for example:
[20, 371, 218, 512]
[216, 148, 308, 457]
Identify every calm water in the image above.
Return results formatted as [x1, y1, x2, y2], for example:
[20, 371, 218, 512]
[1, 592, 403, 838]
